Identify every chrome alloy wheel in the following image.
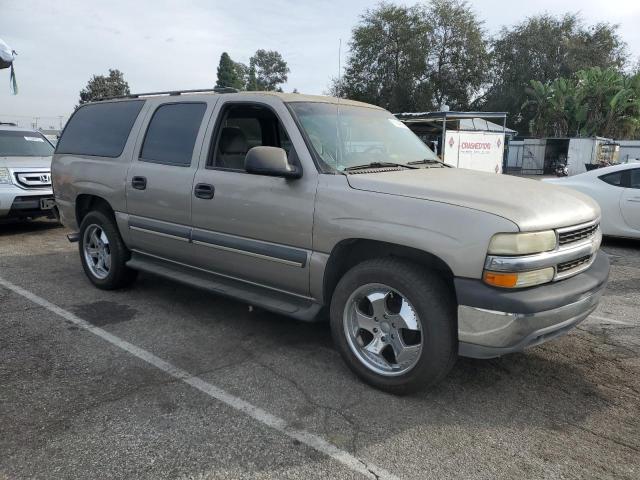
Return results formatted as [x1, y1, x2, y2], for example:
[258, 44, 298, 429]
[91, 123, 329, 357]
[343, 283, 423, 376]
[83, 224, 111, 280]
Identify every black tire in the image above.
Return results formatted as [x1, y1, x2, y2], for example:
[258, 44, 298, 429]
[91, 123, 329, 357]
[78, 209, 137, 290]
[330, 257, 457, 394]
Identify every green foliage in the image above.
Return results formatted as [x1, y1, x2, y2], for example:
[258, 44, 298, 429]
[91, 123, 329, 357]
[215, 50, 289, 91]
[332, 3, 429, 112]
[216, 52, 245, 90]
[425, 0, 490, 110]
[523, 68, 640, 139]
[332, 0, 488, 112]
[249, 50, 289, 91]
[483, 14, 626, 132]
[78, 69, 130, 104]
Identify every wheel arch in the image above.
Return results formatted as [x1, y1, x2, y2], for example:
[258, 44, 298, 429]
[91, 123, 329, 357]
[322, 239, 456, 306]
[75, 194, 115, 226]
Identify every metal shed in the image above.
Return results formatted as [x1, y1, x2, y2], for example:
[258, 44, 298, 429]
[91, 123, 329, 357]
[396, 111, 516, 173]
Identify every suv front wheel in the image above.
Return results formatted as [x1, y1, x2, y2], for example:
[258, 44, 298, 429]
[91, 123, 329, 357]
[330, 258, 457, 394]
[79, 210, 137, 290]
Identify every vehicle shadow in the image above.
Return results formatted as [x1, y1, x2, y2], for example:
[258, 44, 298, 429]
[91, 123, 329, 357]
[602, 236, 640, 249]
[135, 273, 622, 438]
[0, 219, 62, 237]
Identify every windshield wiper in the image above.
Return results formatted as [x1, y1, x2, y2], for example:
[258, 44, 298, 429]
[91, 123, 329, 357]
[407, 158, 449, 167]
[343, 161, 418, 171]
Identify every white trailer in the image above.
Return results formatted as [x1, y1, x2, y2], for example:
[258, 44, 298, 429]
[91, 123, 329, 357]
[442, 130, 504, 173]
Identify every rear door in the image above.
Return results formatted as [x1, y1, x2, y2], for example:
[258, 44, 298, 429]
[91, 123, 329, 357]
[620, 168, 640, 231]
[190, 97, 318, 295]
[125, 100, 213, 264]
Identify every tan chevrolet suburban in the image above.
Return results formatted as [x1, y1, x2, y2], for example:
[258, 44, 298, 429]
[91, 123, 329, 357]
[51, 89, 609, 393]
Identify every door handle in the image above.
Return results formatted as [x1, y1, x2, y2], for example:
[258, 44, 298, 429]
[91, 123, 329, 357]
[194, 183, 215, 199]
[131, 176, 147, 190]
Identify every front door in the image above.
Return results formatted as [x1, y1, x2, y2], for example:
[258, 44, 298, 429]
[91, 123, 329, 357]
[125, 100, 212, 264]
[191, 98, 317, 296]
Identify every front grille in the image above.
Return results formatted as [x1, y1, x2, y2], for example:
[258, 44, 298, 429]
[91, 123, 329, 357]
[558, 223, 599, 245]
[14, 171, 51, 189]
[557, 255, 592, 273]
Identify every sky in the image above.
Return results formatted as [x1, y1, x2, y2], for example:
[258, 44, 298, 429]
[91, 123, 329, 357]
[1, 0, 640, 129]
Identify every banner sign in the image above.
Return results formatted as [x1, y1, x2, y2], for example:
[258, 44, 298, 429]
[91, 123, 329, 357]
[443, 131, 504, 173]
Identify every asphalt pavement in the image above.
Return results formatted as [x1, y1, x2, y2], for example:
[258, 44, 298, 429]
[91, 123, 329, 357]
[1, 219, 639, 480]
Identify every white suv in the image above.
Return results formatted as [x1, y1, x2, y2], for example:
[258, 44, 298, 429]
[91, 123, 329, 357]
[0, 123, 56, 220]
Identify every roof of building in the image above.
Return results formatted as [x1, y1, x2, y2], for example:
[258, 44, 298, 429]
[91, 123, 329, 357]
[395, 111, 508, 120]
[395, 111, 517, 134]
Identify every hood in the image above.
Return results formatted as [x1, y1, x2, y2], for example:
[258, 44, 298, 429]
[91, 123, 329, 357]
[0, 156, 52, 169]
[346, 168, 600, 231]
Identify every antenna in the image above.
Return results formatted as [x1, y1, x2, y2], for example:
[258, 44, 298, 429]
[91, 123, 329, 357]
[338, 38, 342, 96]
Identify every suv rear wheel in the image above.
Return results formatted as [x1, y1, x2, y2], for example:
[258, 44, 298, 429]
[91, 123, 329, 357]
[79, 210, 137, 289]
[330, 258, 457, 394]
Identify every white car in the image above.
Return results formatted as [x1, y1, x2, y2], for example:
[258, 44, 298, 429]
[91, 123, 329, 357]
[544, 163, 640, 239]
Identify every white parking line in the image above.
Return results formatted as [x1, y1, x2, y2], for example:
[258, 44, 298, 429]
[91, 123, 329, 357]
[0, 276, 400, 480]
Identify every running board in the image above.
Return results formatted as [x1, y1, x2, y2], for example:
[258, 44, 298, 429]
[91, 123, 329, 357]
[126, 252, 323, 322]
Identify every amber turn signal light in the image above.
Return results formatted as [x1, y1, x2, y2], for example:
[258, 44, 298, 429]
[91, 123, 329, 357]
[483, 271, 518, 288]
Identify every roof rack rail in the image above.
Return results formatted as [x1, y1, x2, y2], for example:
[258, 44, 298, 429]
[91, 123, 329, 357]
[0, 121, 18, 126]
[99, 87, 238, 101]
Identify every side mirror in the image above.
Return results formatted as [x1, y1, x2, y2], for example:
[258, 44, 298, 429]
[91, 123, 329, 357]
[245, 146, 302, 179]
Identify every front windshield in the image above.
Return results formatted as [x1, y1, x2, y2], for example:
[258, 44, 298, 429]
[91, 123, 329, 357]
[0, 130, 55, 157]
[289, 102, 438, 171]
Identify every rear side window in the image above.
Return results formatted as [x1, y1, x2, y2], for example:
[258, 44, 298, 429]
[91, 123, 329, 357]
[56, 101, 144, 157]
[630, 169, 640, 189]
[139, 103, 207, 166]
[599, 171, 624, 187]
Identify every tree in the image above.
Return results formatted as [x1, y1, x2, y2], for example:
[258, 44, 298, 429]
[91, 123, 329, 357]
[248, 50, 289, 91]
[246, 64, 258, 91]
[216, 52, 246, 90]
[482, 14, 626, 132]
[523, 67, 640, 139]
[78, 69, 130, 104]
[331, 3, 429, 111]
[330, 1, 488, 112]
[522, 78, 577, 137]
[423, 0, 490, 110]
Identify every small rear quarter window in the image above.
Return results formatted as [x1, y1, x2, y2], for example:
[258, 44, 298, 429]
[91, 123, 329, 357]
[56, 100, 144, 157]
[599, 171, 624, 187]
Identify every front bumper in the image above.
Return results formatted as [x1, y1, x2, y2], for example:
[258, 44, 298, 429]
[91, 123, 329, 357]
[456, 250, 610, 358]
[0, 188, 55, 219]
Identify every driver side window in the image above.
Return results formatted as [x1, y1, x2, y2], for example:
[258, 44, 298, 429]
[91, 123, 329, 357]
[209, 103, 293, 171]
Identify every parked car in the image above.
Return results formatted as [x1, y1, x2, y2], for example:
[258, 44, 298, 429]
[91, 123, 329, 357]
[52, 90, 609, 393]
[0, 123, 57, 220]
[544, 163, 640, 239]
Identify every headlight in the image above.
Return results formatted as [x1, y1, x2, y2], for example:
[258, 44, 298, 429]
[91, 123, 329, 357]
[488, 231, 557, 255]
[0, 167, 12, 184]
[483, 267, 555, 288]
